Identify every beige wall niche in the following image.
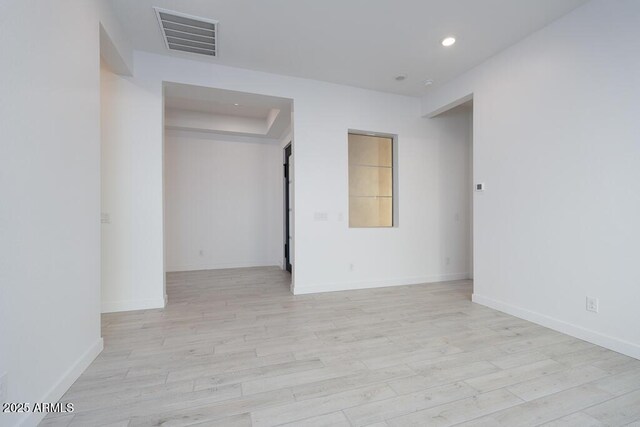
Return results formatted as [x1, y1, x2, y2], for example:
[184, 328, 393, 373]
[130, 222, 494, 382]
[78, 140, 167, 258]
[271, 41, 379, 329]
[348, 133, 393, 227]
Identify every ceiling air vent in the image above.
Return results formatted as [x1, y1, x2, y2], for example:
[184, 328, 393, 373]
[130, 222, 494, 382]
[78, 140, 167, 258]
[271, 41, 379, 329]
[154, 8, 217, 57]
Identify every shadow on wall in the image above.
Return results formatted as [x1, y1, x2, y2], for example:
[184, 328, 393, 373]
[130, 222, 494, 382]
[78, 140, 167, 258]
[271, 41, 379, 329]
[430, 100, 473, 284]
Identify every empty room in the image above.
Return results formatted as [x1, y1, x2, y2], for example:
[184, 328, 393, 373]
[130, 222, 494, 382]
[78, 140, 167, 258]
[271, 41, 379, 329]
[1, 0, 639, 426]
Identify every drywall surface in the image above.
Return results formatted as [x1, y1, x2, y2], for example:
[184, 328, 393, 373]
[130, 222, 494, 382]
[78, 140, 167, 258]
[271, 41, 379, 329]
[165, 109, 270, 136]
[100, 62, 165, 313]
[423, 0, 640, 357]
[0, 1, 129, 425]
[111, 51, 472, 297]
[430, 106, 473, 284]
[164, 132, 283, 271]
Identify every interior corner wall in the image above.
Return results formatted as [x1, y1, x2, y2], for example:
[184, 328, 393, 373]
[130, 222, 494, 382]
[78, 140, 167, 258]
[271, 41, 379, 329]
[100, 61, 165, 314]
[0, 0, 128, 425]
[430, 106, 473, 282]
[96, 2, 133, 76]
[164, 133, 283, 271]
[422, 0, 640, 358]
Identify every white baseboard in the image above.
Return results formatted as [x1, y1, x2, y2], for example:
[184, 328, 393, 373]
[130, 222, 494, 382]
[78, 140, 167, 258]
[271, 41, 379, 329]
[293, 273, 470, 295]
[472, 293, 640, 360]
[166, 261, 281, 272]
[101, 297, 165, 313]
[19, 338, 103, 427]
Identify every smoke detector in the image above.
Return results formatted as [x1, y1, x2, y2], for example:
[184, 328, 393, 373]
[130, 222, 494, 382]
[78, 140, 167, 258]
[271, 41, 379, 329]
[154, 8, 218, 57]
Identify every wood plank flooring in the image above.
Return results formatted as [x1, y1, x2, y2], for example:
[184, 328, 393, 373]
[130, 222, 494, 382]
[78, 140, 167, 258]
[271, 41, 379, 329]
[42, 267, 640, 426]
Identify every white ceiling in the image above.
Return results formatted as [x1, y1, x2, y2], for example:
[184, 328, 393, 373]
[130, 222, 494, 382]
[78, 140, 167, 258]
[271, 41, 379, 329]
[110, 0, 587, 96]
[166, 98, 273, 119]
[164, 83, 292, 140]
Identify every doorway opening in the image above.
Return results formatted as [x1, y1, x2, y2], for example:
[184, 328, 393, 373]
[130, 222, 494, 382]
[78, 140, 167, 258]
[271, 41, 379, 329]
[161, 83, 294, 293]
[284, 143, 292, 273]
[430, 97, 474, 295]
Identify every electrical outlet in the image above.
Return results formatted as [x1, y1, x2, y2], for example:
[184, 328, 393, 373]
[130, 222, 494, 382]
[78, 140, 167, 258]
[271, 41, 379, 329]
[586, 297, 599, 313]
[0, 372, 7, 403]
[349, 263, 354, 272]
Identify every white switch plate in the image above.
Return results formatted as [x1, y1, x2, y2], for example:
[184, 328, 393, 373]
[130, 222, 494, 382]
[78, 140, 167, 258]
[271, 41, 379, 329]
[586, 297, 599, 313]
[0, 372, 7, 403]
[314, 212, 328, 221]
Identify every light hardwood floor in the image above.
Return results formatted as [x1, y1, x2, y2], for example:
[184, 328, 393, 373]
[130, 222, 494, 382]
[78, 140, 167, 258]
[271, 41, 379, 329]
[42, 267, 640, 426]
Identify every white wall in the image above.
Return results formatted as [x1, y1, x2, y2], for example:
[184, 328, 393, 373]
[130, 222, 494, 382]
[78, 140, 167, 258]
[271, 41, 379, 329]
[164, 132, 283, 271]
[104, 51, 472, 301]
[431, 106, 473, 281]
[100, 61, 165, 313]
[423, 0, 640, 358]
[0, 1, 131, 426]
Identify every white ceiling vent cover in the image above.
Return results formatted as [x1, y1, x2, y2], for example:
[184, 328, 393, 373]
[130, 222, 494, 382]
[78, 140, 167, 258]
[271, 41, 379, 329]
[154, 8, 218, 57]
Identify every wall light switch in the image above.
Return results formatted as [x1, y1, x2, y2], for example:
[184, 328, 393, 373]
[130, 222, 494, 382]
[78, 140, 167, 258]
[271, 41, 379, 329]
[101, 213, 111, 224]
[475, 183, 485, 192]
[586, 297, 599, 313]
[314, 212, 328, 221]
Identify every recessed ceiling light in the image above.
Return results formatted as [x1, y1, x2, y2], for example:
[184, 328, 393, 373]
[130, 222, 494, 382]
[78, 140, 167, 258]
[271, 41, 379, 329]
[233, 103, 240, 106]
[441, 37, 456, 47]
[423, 79, 434, 86]
[395, 74, 407, 82]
